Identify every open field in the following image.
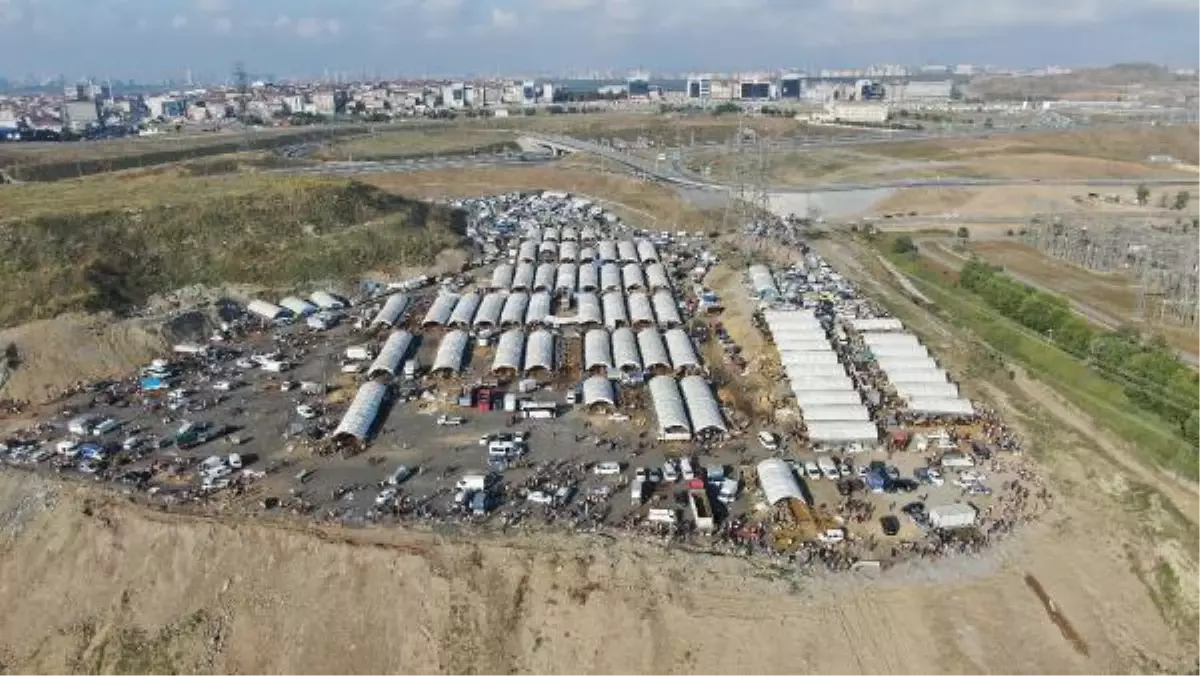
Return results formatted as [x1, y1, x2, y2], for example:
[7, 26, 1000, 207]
[0, 174, 462, 327]
[312, 128, 519, 161]
[865, 183, 1198, 218]
[362, 159, 725, 233]
[964, 64, 1198, 103]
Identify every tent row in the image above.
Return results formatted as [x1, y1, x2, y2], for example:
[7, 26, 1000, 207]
[562, 290, 682, 329]
[583, 328, 700, 375]
[247, 290, 348, 322]
[511, 238, 661, 267]
[490, 262, 672, 294]
[861, 331, 975, 417]
[423, 292, 555, 331]
[488, 328, 559, 378]
[648, 375, 727, 441]
[748, 264, 779, 301]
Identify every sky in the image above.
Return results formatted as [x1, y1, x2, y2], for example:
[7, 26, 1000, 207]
[0, 0, 1196, 81]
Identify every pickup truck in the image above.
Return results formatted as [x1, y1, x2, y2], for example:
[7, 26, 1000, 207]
[436, 415, 466, 426]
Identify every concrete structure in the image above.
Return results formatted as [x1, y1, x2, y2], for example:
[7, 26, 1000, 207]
[332, 381, 389, 444]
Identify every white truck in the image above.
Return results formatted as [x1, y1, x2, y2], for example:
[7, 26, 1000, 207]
[929, 503, 977, 529]
[455, 474, 490, 492]
[717, 478, 739, 504]
[345, 345, 374, 361]
[630, 476, 646, 506]
[817, 456, 840, 481]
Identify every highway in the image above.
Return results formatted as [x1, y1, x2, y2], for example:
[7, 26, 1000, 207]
[269, 153, 555, 177]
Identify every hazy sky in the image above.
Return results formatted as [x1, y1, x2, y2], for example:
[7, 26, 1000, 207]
[0, 0, 1196, 80]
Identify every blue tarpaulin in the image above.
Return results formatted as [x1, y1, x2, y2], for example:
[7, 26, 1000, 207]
[140, 377, 168, 391]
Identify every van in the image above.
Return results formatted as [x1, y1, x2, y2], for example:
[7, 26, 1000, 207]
[718, 478, 739, 504]
[92, 418, 121, 436]
[387, 464, 413, 486]
[679, 457, 694, 481]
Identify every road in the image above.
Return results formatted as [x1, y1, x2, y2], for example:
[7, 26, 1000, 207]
[269, 153, 555, 177]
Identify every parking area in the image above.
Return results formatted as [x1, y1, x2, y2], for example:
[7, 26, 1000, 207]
[0, 191, 1052, 571]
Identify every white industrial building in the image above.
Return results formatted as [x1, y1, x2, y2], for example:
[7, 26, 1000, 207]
[367, 331, 415, 379]
[648, 375, 691, 441]
[332, 381, 389, 444]
[431, 330, 469, 377]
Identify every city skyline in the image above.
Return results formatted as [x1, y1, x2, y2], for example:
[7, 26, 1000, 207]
[0, 0, 1196, 81]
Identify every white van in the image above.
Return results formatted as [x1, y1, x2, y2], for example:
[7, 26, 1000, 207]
[679, 457, 695, 481]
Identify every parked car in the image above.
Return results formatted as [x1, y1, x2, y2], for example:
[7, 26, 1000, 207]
[375, 488, 398, 507]
[757, 431, 780, 451]
[436, 415, 466, 426]
[593, 461, 622, 476]
[296, 405, 318, 419]
[526, 490, 553, 505]
[880, 515, 900, 536]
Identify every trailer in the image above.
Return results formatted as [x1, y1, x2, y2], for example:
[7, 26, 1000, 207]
[688, 487, 715, 532]
[929, 503, 977, 529]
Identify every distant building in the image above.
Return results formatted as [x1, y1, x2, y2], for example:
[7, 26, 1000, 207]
[627, 72, 650, 99]
[826, 102, 889, 124]
[737, 75, 772, 101]
[779, 74, 803, 99]
[311, 92, 336, 115]
[63, 100, 99, 130]
[686, 74, 712, 100]
[521, 80, 536, 105]
[892, 80, 953, 102]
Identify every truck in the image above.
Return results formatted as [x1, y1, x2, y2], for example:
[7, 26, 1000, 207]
[345, 345, 374, 361]
[402, 359, 419, 380]
[470, 491, 493, 516]
[817, 456, 840, 481]
[717, 477, 739, 504]
[928, 503, 977, 529]
[630, 477, 646, 506]
[688, 488, 715, 532]
[455, 474, 491, 492]
[647, 508, 678, 524]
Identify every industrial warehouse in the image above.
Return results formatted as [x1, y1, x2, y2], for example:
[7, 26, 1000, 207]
[0, 191, 1048, 574]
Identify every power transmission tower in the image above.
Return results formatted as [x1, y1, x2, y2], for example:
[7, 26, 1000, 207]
[233, 61, 250, 122]
[721, 114, 772, 238]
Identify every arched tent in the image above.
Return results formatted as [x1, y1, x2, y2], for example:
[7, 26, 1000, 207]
[578, 246, 597, 264]
[511, 263, 536, 292]
[533, 263, 557, 292]
[636, 239, 659, 264]
[490, 264, 515, 291]
[756, 458, 803, 505]
[421, 293, 459, 328]
[500, 292, 529, 329]
[523, 329, 556, 376]
[602, 291, 629, 329]
[575, 292, 603, 328]
[559, 241, 579, 263]
[648, 376, 691, 441]
[472, 292, 506, 332]
[665, 328, 700, 373]
[582, 376, 616, 412]
[525, 291, 553, 327]
[627, 291, 656, 328]
[598, 240, 618, 263]
[578, 263, 599, 292]
[748, 264, 778, 300]
[561, 226, 578, 242]
[538, 240, 558, 262]
[518, 241, 538, 264]
[645, 263, 670, 291]
[652, 290, 683, 328]
[247, 299, 287, 322]
[491, 329, 525, 378]
[622, 263, 646, 292]
[543, 226, 560, 241]
[580, 226, 598, 243]
[332, 381, 389, 445]
[637, 328, 672, 374]
[555, 263, 578, 294]
[617, 240, 639, 264]
[600, 263, 622, 292]
[611, 327, 642, 373]
[431, 330, 469, 377]
[584, 329, 613, 374]
[368, 331, 415, 379]
[373, 294, 410, 327]
[680, 375, 727, 436]
[447, 292, 481, 329]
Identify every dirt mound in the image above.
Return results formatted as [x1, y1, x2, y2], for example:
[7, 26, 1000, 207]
[0, 470, 1192, 674]
[0, 313, 165, 403]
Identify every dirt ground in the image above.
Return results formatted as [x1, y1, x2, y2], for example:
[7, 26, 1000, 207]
[865, 184, 1186, 218]
[0, 313, 166, 403]
[0, 453, 1193, 676]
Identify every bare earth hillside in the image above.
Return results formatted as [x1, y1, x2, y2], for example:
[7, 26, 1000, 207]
[0, 470, 1192, 674]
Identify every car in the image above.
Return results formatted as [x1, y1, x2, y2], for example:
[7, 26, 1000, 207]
[885, 478, 919, 493]
[235, 358, 254, 370]
[901, 501, 927, 517]
[662, 461, 679, 482]
[647, 468, 663, 483]
[375, 488, 398, 507]
[634, 467, 647, 482]
[838, 458, 852, 478]
[959, 470, 987, 484]
[856, 466, 868, 478]
[227, 453, 243, 469]
[296, 405, 318, 419]
[436, 415, 466, 426]
[880, 515, 900, 536]
[925, 468, 944, 486]
[757, 431, 780, 451]
[593, 461, 622, 476]
[212, 380, 234, 391]
[527, 490, 553, 505]
[803, 460, 822, 481]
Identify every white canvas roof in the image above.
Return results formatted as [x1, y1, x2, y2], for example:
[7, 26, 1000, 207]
[432, 330, 469, 374]
[333, 381, 388, 443]
[512, 263, 536, 291]
[617, 240, 639, 264]
[490, 263, 514, 290]
[584, 329, 613, 372]
[491, 329, 525, 374]
[793, 390, 863, 407]
[800, 403, 871, 422]
[627, 291, 656, 328]
[421, 293, 459, 327]
[893, 381, 960, 399]
[779, 351, 840, 366]
[575, 292, 603, 326]
[851, 318, 905, 332]
[622, 263, 646, 291]
[637, 328, 671, 372]
[372, 294, 410, 327]
[533, 263, 557, 292]
[906, 397, 975, 416]
[524, 329, 555, 374]
[600, 263, 622, 292]
[806, 421, 879, 444]
[648, 375, 690, 438]
[652, 290, 683, 327]
[886, 369, 948, 384]
[664, 328, 699, 372]
[555, 263, 577, 292]
[367, 331, 415, 379]
[500, 292, 529, 328]
[611, 327, 642, 372]
[448, 292, 480, 328]
[756, 458, 802, 506]
[680, 375, 726, 435]
[525, 291, 553, 326]
[472, 292, 506, 329]
[582, 376, 616, 408]
[869, 343, 929, 359]
[636, 239, 659, 263]
[645, 263, 670, 291]
[602, 291, 629, 329]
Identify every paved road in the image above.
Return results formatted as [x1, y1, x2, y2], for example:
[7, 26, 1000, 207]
[269, 153, 555, 177]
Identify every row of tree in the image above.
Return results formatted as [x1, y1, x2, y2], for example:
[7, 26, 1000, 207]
[958, 260, 1199, 444]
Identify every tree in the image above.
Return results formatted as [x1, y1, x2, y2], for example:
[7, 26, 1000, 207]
[892, 235, 918, 255]
[1136, 184, 1150, 205]
[956, 226, 970, 239]
[1158, 193, 1169, 209]
[1174, 190, 1191, 210]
